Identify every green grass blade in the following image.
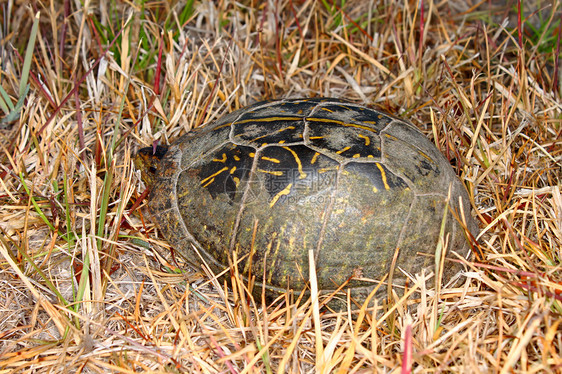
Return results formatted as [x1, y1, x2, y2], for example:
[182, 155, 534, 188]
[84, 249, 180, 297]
[1, 84, 29, 124]
[19, 172, 55, 232]
[0, 84, 14, 114]
[62, 173, 75, 248]
[0, 226, 68, 306]
[75, 226, 91, 313]
[20, 11, 40, 97]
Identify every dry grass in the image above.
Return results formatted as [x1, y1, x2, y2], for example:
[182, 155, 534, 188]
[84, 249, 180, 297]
[0, 0, 561, 372]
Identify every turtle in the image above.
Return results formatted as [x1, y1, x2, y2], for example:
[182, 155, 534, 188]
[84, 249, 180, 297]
[134, 98, 478, 305]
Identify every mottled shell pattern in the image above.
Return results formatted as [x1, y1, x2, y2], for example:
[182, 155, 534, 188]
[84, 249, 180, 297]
[136, 98, 477, 301]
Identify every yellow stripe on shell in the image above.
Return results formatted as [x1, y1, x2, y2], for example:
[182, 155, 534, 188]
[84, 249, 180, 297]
[282, 146, 307, 179]
[268, 233, 283, 283]
[213, 122, 233, 130]
[306, 117, 380, 133]
[200, 167, 229, 187]
[258, 168, 284, 176]
[311, 152, 320, 164]
[375, 163, 390, 190]
[212, 153, 227, 162]
[235, 116, 302, 125]
[202, 178, 214, 188]
[318, 166, 339, 173]
[270, 183, 293, 207]
[241, 125, 297, 143]
[417, 150, 434, 163]
[261, 156, 281, 163]
[358, 133, 370, 145]
[336, 146, 351, 154]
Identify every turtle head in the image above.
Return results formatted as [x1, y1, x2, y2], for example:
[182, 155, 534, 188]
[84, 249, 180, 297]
[134, 145, 169, 186]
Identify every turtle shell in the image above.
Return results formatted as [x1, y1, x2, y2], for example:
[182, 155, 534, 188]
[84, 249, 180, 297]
[136, 98, 478, 302]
